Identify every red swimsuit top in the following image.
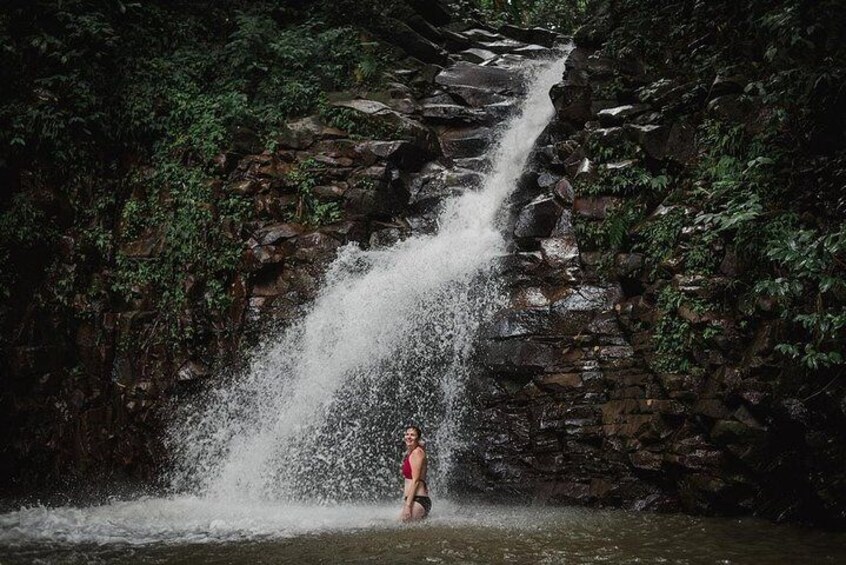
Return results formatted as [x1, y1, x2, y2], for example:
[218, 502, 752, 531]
[402, 453, 413, 479]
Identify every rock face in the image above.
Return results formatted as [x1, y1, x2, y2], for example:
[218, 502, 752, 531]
[466, 39, 846, 528]
[0, 15, 573, 496]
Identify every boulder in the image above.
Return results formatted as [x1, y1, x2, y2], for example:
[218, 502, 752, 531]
[498, 24, 560, 48]
[482, 339, 574, 374]
[354, 140, 432, 171]
[254, 222, 305, 246]
[445, 85, 512, 108]
[440, 127, 494, 159]
[625, 124, 670, 160]
[477, 38, 527, 54]
[710, 71, 747, 99]
[514, 195, 564, 239]
[552, 285, 619, 313]
[421, 103, 487, 124]
[331, 99, 440, 157]
[551, 81, 593, 127]
[384, 21, 448, 64]
[597, 104, 650, 127]
[459, 48, 497, 64]
[406, 0, 451, 26]
[435, 62, 522, 95]
[664, 121, 696, 163]
[573, 196, 623, 219]
[275, 116, 345, 149]
[540, 234, 580, 268]
[463, 28, 504, 43]
[177, 360, 211, 382]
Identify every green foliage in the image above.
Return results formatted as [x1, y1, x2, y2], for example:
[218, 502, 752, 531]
[0, 192, 56, 305]
[574, 202, 644, 253]
[285, 159, 342, 227]
[652, 287, 694, 374]
[319, 105, 398, 140]
[755, 226, 846, 370]
[453, 0, 593, 32]
[593, 0, 846, 376]
[631, 207, 686, 275]
[111, 164, 248, 341]
[0, 0, 395, 351]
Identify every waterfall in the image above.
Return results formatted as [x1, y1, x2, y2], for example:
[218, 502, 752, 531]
[166, 54, 570, 503]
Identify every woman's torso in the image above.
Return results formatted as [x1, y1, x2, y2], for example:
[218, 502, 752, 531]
[402, 447, 428, 497]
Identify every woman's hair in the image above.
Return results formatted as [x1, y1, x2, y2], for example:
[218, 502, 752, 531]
[406, 425, 422, 438]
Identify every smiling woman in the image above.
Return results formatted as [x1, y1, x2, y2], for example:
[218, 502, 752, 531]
[401, 426, 431, 521]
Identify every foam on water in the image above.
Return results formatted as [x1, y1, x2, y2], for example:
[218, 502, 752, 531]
[0, 497, 399, 545]
[0, 497, 582, 546]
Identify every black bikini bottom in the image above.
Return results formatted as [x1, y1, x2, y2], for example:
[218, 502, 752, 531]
[405, 495, 432, 515]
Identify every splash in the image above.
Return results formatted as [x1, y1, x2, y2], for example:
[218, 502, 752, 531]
[166, 53, 571, 502]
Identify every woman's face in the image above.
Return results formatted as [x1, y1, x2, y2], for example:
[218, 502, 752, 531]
[404, 428, 419, 447]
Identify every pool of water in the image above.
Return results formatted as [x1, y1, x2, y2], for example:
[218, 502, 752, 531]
[1, 498, 844, 564]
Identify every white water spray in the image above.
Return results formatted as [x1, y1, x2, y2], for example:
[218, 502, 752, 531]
[166, 54, 570, 502]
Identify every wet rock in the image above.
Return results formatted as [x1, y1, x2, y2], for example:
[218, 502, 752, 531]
[463, 28, 505, 42]
[406, 0, 451, 26]
[331, 100, 440, 156]
[665, 122, 696, 163]
[275, 116, 345, 149]
[513, 45, 554, 59]
[440, 127, 494, 159]
[597, 104, 650, 127]
[537, 172, 559, 190]
[444, 85, 512, 108]
[637, 78, 679, 105]
[459, 48, 497, 64]
[254, 223, 305, 245]
[421, 103, 487, 124]
[498, 24, 559, 48]
[250, 264, 291, 296]
[552, 285, 619, 313]
[553, 178, 575, 205]
[624, 124, 669, 160]
[453, 157, 488, 172]
[710, 72, 747, 99]
[535, 372, 584, 392]
[121, 231, 162, 258]
[614, 253, 644, 277]
[551, 81, 593, 127]
[540, 235, 580, 268]
[573, 196, 623, 219]
[435, 62, 522, 95]
[483, 339, 573, 374]
[354, 140, 432, 171]
[384, 21, 448, 64]
[587, 126, 627, 148]
[312, 183, 347, 201]
[177, 360, 210, 382]
[630, 450, 664, 471]
[514, 195, 564, 239]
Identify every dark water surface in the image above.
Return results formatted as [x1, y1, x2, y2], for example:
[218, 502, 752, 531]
[1, 500, 844, 564]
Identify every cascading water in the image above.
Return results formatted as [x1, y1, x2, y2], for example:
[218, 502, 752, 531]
[166, 53, 572, 503]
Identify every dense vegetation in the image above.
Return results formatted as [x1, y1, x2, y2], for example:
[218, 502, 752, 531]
[0, 0, 396, 350]
[570, 0, 846, 375]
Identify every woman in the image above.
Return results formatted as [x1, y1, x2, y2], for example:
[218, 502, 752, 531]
[400, 425, 431, 521]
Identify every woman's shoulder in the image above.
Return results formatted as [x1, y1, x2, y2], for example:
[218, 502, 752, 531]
[411, 446, 426, 458]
